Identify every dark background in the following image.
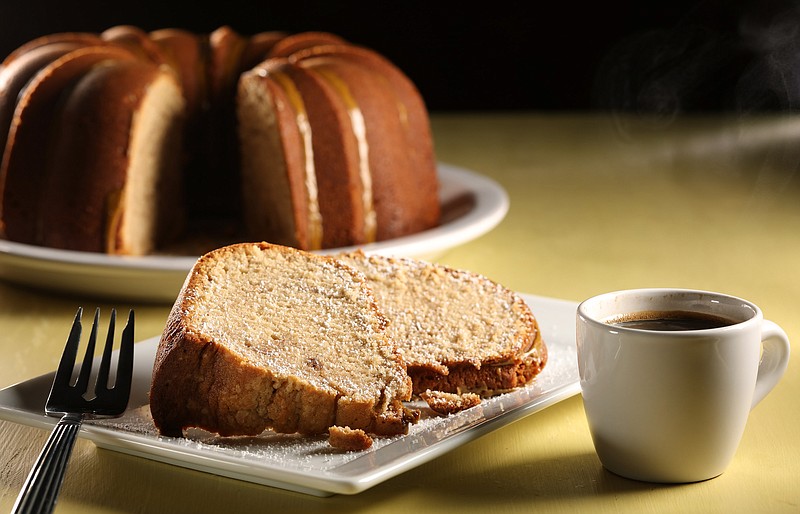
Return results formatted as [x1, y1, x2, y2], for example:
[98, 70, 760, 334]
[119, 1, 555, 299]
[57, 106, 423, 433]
[2, 0, 800, 113]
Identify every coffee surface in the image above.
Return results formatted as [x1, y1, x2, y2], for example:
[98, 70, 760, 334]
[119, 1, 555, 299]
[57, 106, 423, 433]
[608, 310, 736, 331]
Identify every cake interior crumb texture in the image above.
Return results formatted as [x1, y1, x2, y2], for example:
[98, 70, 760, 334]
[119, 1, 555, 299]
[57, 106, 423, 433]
[186, 245, 407, 402]
[340, 253, 530, 369]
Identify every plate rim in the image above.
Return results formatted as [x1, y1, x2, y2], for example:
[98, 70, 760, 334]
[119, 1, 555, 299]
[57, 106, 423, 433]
[0, 162, 509, 272]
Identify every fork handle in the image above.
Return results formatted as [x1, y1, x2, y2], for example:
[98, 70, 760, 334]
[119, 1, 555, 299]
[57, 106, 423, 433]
[12, 413, 83, 514]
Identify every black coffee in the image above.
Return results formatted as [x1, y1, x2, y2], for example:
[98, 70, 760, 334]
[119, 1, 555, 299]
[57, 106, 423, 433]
[608, 310, 737, 331]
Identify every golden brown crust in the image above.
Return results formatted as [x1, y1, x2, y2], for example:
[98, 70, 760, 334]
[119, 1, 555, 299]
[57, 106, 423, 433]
[101, 25, 168, 64]
[291, 44, 441, 236]
[0, 46, 146, 247]
[32, 57, 182, 254]
[267, 32, 347, 58]
[0, 32, 102, 67]
[0, 34, 104, 165]
[292, 45, 440, 240]
[0, 35, 106, 237]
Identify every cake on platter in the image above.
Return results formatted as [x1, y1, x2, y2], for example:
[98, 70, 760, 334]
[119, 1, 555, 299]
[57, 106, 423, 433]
[0, 26, 440, 256]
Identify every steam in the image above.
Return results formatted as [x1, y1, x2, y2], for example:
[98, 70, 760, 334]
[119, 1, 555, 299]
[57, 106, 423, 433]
[735, 4, 800, 112]
[592, 2, 800, 114]
[591, 1, 800, 205]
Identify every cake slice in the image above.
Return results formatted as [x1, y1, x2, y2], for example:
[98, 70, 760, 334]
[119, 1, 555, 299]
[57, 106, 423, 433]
[337, 251, 547, 396]
[149, 242, 415, 438]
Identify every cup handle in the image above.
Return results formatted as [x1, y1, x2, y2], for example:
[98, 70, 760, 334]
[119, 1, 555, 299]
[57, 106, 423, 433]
[752, 320, 791, 409]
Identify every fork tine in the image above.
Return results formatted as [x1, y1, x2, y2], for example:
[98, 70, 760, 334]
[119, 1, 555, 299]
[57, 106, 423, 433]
[74, 308, 100, 393]
[95, 309, 117, 392]
[114, 310, 135, 402]
[52, 308, 83, 390]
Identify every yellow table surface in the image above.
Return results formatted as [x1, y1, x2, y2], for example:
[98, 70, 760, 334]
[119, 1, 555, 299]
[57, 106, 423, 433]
[1, 113, 798, 513]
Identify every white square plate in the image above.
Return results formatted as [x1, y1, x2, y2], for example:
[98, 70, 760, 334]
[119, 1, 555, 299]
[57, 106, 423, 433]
[0, 293, 580, 496]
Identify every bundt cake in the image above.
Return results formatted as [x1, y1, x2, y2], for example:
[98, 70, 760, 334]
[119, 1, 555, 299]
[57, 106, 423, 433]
[149, 241, 416, 438]
[337, 250, 547, 395]
[0, 26, 439, 255]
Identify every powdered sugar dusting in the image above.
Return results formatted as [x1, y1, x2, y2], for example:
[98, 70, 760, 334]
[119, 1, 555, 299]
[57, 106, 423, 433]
[94, 332, 577, 473]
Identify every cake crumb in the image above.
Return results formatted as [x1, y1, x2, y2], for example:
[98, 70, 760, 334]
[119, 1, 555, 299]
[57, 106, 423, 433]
[328, 426, 373, 451]
[420, 389, 481, 415]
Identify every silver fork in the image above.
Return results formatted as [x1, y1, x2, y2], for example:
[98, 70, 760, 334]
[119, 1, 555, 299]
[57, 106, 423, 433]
[12, 307, 135, 514]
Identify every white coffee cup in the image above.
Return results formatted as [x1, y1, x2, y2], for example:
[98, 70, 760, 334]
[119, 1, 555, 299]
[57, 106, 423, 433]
[576, 288, 790, 483]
